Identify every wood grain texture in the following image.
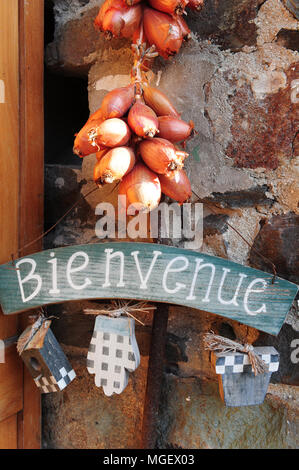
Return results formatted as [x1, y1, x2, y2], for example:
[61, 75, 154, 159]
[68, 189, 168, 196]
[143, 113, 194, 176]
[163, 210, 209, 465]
[0, 0, 20, 340]
[0, 242, 297, 335]
[0, 415, 18, 449]
[0, 345, 23, 423]
[18, 0, 44, 449]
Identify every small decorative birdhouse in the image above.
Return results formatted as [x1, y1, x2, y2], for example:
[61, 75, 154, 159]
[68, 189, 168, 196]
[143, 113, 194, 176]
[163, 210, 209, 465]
[18, 318, 76, 393]
[212, 346, 279, 407]
[87, 315, 140, 396]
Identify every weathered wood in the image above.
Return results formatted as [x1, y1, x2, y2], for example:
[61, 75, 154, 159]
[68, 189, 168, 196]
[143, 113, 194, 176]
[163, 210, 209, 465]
[0, 243, 297, 335]
[213, 347, 279, 406]
[0, 345, 23, 422]
[87, 316, 140, 396]
[0, 415, 18, 450]
[141, 303, 169, 449]
[21, 324, 76, 394]
[18, 0, 44, 449]
[0, 0, 20, 342]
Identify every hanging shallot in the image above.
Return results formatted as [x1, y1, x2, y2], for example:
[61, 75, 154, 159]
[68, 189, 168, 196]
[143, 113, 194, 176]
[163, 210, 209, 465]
[94, 0, 142, 39]
[158, 116, 194, 142]
[100, 85, 135, 119]
[128, 101, 159, 138]
[94, 146, 136, 184]
[119, 162, 161, 212]
[143, 8, 183, 59]
[139, 137, 189, 174]
[143, 85, 180, 118]
[159, 168, 191, 203]
[94, 118, 131, 148]
[148, 0, 189, 16]
[73, 117, 105, 157]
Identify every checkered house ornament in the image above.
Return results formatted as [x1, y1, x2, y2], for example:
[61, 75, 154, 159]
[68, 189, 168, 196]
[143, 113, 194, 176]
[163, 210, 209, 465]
[86, 302, 151, 396]
[17, 315, 76, 393]
[204, 332, 280, 407]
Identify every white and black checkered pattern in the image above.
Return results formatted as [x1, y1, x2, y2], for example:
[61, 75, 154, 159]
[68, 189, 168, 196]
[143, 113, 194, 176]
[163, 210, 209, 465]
[87, 316, 140, 396]
[34, 367, 76, 394]
[214, 346, 279, 375]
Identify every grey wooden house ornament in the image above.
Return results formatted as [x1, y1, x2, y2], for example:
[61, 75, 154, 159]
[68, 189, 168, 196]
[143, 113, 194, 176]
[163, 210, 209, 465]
[87, 315, 140, 396]
[17, 317, 76, 393]
[212, 346, 279, 407]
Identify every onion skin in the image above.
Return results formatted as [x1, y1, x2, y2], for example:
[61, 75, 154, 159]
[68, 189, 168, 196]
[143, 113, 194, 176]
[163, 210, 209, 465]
[159, 169, 191, 203]
[93, 146, 135, 184]
[158, 116, 193, 142]
[187, 0, 204, 11]
[95, 0, 142, 39]
[96, 148, 110, 161]
[100, 85, 135, 120]
[119, 163, 161, 212]
[128, 101, 159, 138]
[94, 118, 131, 148]
[139, 137, 189, 174]
[143, 85, 180, 118]
[73, 117, 105, 157]
[148, 0, 189, 16]
[126, 0, 143, 5]
[143, 8, 183, 59]
[176, 15, 191, 40]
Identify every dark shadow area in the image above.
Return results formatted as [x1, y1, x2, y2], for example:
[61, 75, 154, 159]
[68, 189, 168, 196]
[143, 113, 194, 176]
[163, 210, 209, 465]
[44, 0, 90, 167]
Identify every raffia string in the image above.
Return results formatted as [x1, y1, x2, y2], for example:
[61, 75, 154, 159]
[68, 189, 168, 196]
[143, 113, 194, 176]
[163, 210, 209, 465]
[203, 331, 268, 376]
[84, 301, 156, 326]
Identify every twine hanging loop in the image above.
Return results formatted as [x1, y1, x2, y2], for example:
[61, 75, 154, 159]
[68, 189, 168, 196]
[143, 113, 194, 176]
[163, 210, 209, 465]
[203, 331, 268, 376]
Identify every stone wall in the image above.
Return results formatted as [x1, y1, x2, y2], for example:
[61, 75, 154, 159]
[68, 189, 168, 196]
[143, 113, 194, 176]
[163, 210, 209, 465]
[43, 0, 299, 449]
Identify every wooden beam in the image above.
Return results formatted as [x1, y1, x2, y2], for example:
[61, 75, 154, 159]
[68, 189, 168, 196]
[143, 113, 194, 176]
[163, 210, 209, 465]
[0, 345, 23, 423]
[0, 415, 18, 450]
[18, 0, 44, 449]
[0, 0, 20, 340]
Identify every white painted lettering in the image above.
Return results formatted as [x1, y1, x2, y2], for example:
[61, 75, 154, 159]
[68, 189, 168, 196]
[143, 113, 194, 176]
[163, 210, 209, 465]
[16, 258, 42, 303]
[244, 278, 267, 315]
[186, 259, 215, 302]
[217, 268, 247, 306]
[48, 252, 60, 294]
[103, 249, 125, 288]
[66, 251, 91, 290]
[162, 256, 189, 294]
[131, 250, 162, 289]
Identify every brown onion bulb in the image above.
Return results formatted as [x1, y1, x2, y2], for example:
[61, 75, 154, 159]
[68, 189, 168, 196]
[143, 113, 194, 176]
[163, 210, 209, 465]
[119, 162, 161, 212]
[158, 116, 194, 142]
[176, 15, 191, 40]
[128, 101, 159, 138]
[148, 0, 189, 16]
[94, 118, 131, 148]
[143, 8, 183, 59]
[159, 169, 191, 203]
[73, 117, 105, 157]
[139, 137, 189, 174]
[126, 0, 143, 5]
[100, 85, 135, 119]
[96, 148, 109, 161]
[88, 107, 104, 123]
[93, 146, 135, 184]
[187, 0, 204, 11]
[143, 85, 180, 118]
[95, 0, 142, 39]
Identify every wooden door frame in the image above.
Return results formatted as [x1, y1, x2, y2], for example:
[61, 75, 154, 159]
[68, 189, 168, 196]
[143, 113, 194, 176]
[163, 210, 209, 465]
[0, 0, 44, 449]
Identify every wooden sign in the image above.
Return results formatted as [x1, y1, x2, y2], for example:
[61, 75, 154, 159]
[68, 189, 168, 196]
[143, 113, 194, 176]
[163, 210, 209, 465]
[0, 242, 297, 335]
